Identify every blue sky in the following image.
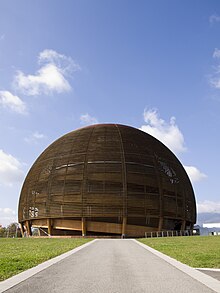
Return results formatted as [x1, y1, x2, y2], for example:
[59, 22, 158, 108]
[0, 0, 220, 226]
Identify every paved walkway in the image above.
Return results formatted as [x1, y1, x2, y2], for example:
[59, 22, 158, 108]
[1, 239, 220, 293]
[198, 270, 220, 282]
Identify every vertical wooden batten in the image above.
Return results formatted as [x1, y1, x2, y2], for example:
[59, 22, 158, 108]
[82, 217, 86, 236]
[122, 216, 127, 236]
[26, 220, 32, 236]
[47, 218, 53, 236]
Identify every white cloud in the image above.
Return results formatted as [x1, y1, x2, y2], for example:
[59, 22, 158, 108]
[0, 208, 17, 227]
[14, 49, 80, 96]
[209, 14, 220, 24]
[213, 48, 220, 58]
[80, 113, 98, 125]
[140, 108, 207, 184]
[210, 78, 220, 89]
[0, 90, 27, 114]
[140, 108, 186, 154]
[38, 49, 80, 72]
[0, 34, 5, 41]
[0, 208, 15, 215]
[210, 48, 220, 89]
[15, 64, 71, 96]
[197, 200, 220, 214]
[24, 131, 46, 144]
[32, 132, 45, 139]
[0, 150, 24, 186]
[184, 165, 207, 183]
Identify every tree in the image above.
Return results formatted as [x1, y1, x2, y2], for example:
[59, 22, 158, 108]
[7, 222, 22, 237]
[0, 223, 22, 238]
[0, 226, 7, 237]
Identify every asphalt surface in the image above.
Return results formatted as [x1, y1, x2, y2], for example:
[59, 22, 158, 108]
[3, 240, 219, 293]
[198, 270, 220, 282]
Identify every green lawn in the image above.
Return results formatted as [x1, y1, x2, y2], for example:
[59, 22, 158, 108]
[139, 236, 220, 268]
[1, 236, 219, 282]
[0, 238, 91, 281]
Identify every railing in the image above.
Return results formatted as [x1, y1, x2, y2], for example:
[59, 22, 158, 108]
[145, 230, 193, 238]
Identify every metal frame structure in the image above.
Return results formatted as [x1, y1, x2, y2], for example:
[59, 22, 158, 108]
[18, 124, 196, 237]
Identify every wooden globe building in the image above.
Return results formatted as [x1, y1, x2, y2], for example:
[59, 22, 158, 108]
[18, 124, 196, 237]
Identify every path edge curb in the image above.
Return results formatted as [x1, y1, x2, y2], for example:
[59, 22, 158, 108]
[0, 239, 97, 293]
[134, 239, 220, 293]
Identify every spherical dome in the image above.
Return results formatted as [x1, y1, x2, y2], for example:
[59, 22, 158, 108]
[18, 124, 196, 237]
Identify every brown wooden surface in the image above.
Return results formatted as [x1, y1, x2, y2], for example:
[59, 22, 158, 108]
[18, 124, 196, 236]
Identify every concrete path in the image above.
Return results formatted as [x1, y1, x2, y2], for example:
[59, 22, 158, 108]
[198, 269, 220, 282]
[1, 239, 220, 293]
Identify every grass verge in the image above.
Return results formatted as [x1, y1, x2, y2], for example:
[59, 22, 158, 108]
[0, 238, 91, 281]
[139, 236, 220, 268]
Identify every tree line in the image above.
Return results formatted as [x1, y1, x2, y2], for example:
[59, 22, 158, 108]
[0, 222, 22, 238]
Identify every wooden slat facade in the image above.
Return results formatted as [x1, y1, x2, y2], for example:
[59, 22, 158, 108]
[18, 124, 196, 237]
